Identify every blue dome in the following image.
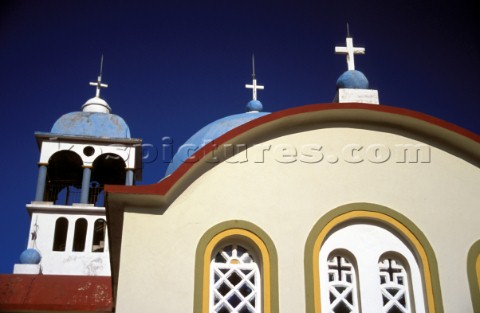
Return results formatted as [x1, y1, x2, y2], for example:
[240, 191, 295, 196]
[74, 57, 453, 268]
[165, 111, 269, 176]
[19, 248, 41, 264]
[246, 100, 263, 112]
[336, 70, 369, 89]
[51, 111, 131, 138]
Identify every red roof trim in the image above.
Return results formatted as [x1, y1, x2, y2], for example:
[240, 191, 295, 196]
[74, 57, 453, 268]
[0, 274, 113, 312]
[106, 103, 479, 197]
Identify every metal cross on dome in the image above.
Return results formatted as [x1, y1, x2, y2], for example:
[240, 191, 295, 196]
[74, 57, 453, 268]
[335, 25, 365, 71]
[245, 54, 264, 101]
[89, 55, 108, 98]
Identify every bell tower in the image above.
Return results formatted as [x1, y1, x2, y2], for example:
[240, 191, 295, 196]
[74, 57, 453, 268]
[13, 64, 142, 276]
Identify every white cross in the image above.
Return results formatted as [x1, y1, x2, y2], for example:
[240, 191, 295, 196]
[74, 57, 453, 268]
[245, 78, 264, 101]
[245, 54, 264, 101]
[89, 75, 108, 98]
[335, 37, 365, 71]
[89, 55, 108, 98]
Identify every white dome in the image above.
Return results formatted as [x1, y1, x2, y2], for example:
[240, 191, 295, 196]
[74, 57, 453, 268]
[81, 96, 112, 113]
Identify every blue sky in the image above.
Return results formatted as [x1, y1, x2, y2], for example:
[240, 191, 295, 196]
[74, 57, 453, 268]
[0, 1, 478, 273]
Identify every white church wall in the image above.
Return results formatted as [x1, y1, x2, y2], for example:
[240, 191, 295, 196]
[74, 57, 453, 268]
[20, 205, 110, 276]
[115, 127, 479, 313]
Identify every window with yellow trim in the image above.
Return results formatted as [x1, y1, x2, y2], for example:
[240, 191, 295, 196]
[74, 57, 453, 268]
[320, 222, 426, 313]
[196, 224, 278, 313]
[197, 225, 275, 313]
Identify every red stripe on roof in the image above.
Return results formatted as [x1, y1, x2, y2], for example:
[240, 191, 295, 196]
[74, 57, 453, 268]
[106, 103, 479, 197]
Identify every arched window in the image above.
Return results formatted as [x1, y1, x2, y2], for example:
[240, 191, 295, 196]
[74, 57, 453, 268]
[52, 217, 68, 251]
[92, 219, 106, 252]
[90, 153, 126, 206]
[319, 221, 425, 313]
[306, 206, 442, 313]
[72, 218, 88, 252]
[46, 151, 83, 205]
[378, 255, 412, 313]
[210, 244, 261, 312]
[195, 223, 278, 313]
[326, 252, 359, 313]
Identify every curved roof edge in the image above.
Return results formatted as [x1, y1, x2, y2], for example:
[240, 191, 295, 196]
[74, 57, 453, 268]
[106, 103, 480, 202]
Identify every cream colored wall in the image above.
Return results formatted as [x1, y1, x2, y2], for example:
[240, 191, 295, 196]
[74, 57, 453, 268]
[115, 127, 480, 313]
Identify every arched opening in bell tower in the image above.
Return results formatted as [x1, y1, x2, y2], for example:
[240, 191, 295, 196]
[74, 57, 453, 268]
[90, 153, 126, 206]
[45, 151, 83, 205]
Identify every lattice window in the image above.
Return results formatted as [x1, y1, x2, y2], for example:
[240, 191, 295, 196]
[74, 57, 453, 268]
[379, 258, 411, 313]
[327, 255, 359, 313]
[210, 244, 261, 313]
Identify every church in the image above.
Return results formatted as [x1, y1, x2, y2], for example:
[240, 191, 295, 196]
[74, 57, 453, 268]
[0, 34, 479, 313]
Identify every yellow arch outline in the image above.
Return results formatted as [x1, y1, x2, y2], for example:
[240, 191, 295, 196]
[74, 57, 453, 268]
[467, 240, 480, 312]
[195, 222, 277, 313]
[305, 204, 444, 313]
